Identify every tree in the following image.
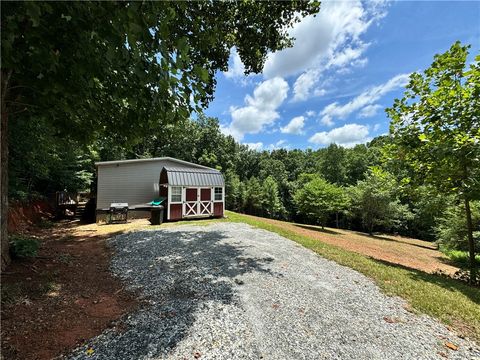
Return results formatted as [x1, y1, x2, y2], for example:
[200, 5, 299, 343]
[261, 176, 286, 219]
[225, 169, 242, 212]
[0, 1, 320, 270]
[293, 175, 349, 228]
[318, 144, 347, 185]
[435, 201, 480, 253]
[245, 177, 263, 216]
[386, 42, 480, 280]
[348, 168, 412, 235]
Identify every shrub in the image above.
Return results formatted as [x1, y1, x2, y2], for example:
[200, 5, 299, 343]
[435, 201, 480, 251]
[38, 218, 54, 229]
[10, 235, 40, 258]
[442, 249, 480, 269]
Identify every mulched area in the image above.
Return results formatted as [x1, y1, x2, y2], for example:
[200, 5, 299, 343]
[1, 220, 138, 360]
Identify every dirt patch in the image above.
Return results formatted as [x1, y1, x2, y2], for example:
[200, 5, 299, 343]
[7, 200, 54, 233]
[1, 219, 141, 360]
[240, 214, 460, 276]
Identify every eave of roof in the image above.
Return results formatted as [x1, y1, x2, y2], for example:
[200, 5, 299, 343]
[161, 166, 224, 186]
[95, 156, 214, 170]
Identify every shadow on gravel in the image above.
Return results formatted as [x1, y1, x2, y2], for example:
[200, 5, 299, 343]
[71, 229, 277, 359]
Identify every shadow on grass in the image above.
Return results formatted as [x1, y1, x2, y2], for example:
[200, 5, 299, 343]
[371, 258, 480, 305]
[350, 231, 439, 252]
[71, 228, 278, 359]
[294, 224, 341, 235]
[436, 251, 480, 270]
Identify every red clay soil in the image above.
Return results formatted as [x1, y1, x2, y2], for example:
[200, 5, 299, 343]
[1, 219, 138, 360]
[241, 214, 460, 276]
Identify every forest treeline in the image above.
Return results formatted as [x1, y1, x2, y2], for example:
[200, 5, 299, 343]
[10, 113, 478, 252]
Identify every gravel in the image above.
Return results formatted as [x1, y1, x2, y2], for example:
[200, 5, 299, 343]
[69, 222, 480, 360]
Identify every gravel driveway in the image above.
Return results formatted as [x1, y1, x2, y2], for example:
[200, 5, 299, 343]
[70, 223, 480, 360]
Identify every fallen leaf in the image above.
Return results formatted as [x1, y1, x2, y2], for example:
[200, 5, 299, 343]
[445, 342, 458, 351]
[194, 351, 201, 358]
[272, 303, 280, 309]
[86, 348, 94, 356]
[383, 316, 402, 324]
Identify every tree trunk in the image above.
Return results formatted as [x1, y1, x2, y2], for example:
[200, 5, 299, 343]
[464, 197, 476, 283]
[335, 212, 339, 228]
[1, 103, 10, 271]
[1, 69, 11, 272]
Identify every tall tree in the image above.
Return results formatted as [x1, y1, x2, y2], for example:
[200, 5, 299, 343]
[319, 143, 347, 185]
[348, 168, 412, 235]
[386, 42, 480, 280]
[245, 177, 264, 216]
[0, 1, 320, 270]
[262, 176, 286, 219]
[293, 175, 349, 228]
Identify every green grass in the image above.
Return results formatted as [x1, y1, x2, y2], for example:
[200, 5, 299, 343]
[441, 248, 480, 269]
[222, 211, 480, 342]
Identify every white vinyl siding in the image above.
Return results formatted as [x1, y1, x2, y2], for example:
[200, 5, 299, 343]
[96, 159, 201, 209]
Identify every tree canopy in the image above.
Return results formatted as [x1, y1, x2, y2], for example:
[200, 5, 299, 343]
[386, 41, 480, 280]
[0, 1, 321, 270]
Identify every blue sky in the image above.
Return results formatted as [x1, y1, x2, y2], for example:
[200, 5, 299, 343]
[204, 0, 480, 151]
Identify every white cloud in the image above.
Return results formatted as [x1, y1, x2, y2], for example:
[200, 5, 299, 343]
[244, 142, 263, 151]
[268, 139, 289, 150]
[223, 77, 289, 140]
[224, 48, 245, 79]
[280, 116, 305, 135]
[373, 123, 381, 132]
[305, 110, 316, 117]
[308, 123, 371, 148]
[263, 0, 388, 101]
[292, 69, 320, 102]
[319, 73, 409, 125]
[359, 104, 383, 118]
[320, 115, 334, 127]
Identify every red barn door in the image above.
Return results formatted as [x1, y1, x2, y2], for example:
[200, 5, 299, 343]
[184, 188, 198, 217]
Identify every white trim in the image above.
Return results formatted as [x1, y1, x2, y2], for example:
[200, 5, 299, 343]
[170, 186, 182, 204]
[213, 186, 223, 202]
[95, 156, 215, 170]
[167, 186, 171, 220]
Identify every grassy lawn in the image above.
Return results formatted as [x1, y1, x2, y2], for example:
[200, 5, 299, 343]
[223, 211, 480, 342]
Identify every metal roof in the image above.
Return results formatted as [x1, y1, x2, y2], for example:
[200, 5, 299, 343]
[95, 156, 213, 170]
[161, 167, 224, 187]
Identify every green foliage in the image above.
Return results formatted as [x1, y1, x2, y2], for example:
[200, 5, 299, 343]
[436, 201, 480, 251]
[293, 175, 349, 227]
[225, 169, 243, 212]
[9, 235, 40, 258]
[262, 176, 286, 219]
[387, 42, 480, 199]
[3, 1, 319, 197]
[2, 1, 320, 139]
[441, 249, 480, 269]
[407, 186, 449, 240]
[348, 168, 413, 234]
[386, 41, 480, 275]
[319, 144, 347, 185]
[245, 177, 264, 216]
